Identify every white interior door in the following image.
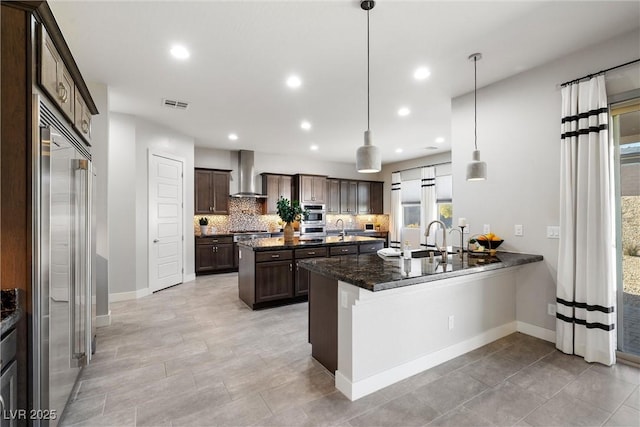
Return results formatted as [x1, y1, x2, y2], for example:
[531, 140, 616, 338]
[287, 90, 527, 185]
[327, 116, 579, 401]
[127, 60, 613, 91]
[149, 153, 184, 292]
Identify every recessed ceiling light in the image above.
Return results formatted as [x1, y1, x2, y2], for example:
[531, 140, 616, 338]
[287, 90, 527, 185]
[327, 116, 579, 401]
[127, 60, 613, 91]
[397, 107, 411, 117]
[310, 145, 319, 151]
[170, 45, 190, 60]
[395, 148, 403, 153]
[414, 67, 431, 80]
[286, 75, 302, 89]
[300, 121, 312, 130]
[435, 137, 445, 143]
[228, 133, 238, 141]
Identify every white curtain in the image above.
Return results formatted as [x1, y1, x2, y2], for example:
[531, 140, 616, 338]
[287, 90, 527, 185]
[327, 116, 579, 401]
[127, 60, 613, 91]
[390, 172, 402, 249]
[420, 167, 437, 247]
[557, 74, 616, 365]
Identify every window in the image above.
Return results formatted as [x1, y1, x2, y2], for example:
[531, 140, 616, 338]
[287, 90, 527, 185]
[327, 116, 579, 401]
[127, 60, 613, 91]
[401, 179, 421, 228]
[436, 175, 453, 228]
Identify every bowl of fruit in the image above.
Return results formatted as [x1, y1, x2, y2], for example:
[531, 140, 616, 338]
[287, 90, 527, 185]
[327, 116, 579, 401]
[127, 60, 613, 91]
[469, 233, 503, 256]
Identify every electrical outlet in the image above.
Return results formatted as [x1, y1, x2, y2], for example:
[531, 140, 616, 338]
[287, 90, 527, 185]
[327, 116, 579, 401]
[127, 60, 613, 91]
[341, 290, 348, 309]
[515, 224, 523, 236]
[483, 224, 491, 234]
[547, 226, 560, 239]
[548, 304, 557, 316]
[448, 315, 455, 330]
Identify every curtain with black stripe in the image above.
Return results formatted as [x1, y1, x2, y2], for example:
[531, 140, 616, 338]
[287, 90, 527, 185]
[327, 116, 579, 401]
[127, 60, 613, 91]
[390, 172, 402, 249]
[420, 167, 437, 247]
[557, 74, 616, 365]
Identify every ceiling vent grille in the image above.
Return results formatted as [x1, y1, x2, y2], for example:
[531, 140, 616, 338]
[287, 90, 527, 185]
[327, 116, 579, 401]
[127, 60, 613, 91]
[162, 98, 189, 110]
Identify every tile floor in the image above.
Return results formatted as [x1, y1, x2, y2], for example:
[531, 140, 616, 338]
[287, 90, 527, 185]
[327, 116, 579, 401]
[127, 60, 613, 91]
[61, 273, 640, 427]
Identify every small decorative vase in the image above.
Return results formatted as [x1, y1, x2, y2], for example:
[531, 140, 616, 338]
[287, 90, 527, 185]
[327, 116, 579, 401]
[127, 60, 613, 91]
[283, 222, 294, 242]
[200, 225, 208, 236]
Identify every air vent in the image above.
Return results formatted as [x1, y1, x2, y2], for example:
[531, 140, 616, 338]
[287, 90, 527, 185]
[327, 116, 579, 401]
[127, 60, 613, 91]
[425, 146, 439, 150]
[162, 98, 189, 110]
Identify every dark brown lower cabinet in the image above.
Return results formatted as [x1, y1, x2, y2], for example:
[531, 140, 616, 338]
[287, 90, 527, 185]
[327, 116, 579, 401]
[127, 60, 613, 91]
[294, 247, 328, 296]
[255, 260, 293, 303]
[307, 269, 338, 373]
[195, 236, 235, 275]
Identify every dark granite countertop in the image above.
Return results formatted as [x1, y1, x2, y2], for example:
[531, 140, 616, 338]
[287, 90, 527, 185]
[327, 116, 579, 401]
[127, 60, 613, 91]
[298, 251, 543, 292]
[1, 288, 23, 335]
[238, 235, 384, 251]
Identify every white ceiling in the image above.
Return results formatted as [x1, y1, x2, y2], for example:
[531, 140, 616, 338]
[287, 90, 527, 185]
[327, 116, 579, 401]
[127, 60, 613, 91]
[49, 0, 640, 166]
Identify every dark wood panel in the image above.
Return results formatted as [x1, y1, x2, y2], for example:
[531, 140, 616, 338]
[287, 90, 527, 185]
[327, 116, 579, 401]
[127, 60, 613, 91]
[256, 250, 292, 263]
[329, 245, 358, 256]
[238, 247, 256, 307]
[197, 236, 233, 245]
[358, 241, 384, 254]
[295, 262, 310, 296]
[308, 270, 338, 373]
[370, 181, 384, 214]
[340, 180, 357, 214]
[255, 261, 293, 302]
[357, 181, 370, 214]
[294, 247, 327, 259]
[194, 169, 212, 214]
[215, 243, 235, 270]
[326, 179, 340, 213]
[212, 171, 229, 214]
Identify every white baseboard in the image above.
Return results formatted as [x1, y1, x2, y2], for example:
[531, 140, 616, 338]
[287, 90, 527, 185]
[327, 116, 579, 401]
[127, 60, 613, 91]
[184, 273, 196, 283]
[336, 321, 518, 401]
[517, 321, 556, 343]
[95, 311, 112, 327]
[109, 288, 150, 302]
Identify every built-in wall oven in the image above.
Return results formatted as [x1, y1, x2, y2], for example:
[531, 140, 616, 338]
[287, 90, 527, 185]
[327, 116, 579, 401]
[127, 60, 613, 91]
[300, 204, 326, 237]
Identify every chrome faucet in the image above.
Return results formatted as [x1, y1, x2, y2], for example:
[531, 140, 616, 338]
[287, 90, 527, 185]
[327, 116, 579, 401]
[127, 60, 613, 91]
[449, 228, 464, 259]
[336, 219, 346, 240]
[425, 220, 448, 262]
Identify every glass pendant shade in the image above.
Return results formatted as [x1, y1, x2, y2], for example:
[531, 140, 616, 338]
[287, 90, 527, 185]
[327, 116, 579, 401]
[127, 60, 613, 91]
[356, 130, 381, 173]
[466, 149, 487, 181]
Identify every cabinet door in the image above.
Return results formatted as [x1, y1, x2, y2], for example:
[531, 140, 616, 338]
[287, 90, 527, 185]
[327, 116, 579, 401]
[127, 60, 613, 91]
[300, 175, 314, 203]
[74, 91, 92, 144]
[280, 175, 292, 201]
[327, 179, 340, 213]
[340, 181, 357, 214]
[357, 181, 371, 214]
[370, 181, 383, 214]
[195, 244, 216, 273]
[312, 176, 326, 203]
[212, 171, 229, 214]
[263, 174, 279, 214]
[58, 64, 74, 121]
[255, 261, 294, 302]
[40, 28, 60, 105]
[214, 243, 235, 270]
[195, 170, 212, 214]
[295, 261, 310, 296]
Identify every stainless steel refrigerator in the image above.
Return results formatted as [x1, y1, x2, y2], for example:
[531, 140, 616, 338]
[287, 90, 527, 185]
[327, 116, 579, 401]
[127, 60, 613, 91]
[32, 95, 96, 427]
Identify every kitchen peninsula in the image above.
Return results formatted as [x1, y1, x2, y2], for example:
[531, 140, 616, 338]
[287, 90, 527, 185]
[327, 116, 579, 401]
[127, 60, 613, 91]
[237, 235, 384, 309]
[299, 251, 543, 401]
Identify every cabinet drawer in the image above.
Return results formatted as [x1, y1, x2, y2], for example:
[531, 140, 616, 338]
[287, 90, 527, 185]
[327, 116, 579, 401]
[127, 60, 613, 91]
[256, 250, 292, 263]
[198, 236, 232, 245]
[1, 329, 16, 370]
[294, 247, 328, 259]
[359, 241, 384, 254]
[329, 245, 358, 256]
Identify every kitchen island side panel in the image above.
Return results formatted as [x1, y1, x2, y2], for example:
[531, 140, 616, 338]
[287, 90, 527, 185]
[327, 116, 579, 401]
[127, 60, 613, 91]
[336, 268, 518, 400]
[238, 246, 256, 307]
[308, 270, 338, 373]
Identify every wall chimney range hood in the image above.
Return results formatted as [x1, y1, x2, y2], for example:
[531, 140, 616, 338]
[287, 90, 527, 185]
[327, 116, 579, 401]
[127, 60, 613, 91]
[231, 150, 267, 198]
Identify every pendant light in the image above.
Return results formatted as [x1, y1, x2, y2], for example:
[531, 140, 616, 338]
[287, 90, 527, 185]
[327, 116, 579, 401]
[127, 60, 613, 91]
[466, 53, 487, 181]
[356, 0, 381, 173]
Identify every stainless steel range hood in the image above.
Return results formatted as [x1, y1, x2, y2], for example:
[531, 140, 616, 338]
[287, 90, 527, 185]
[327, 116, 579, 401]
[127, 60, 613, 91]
[231, 150, 267, 198]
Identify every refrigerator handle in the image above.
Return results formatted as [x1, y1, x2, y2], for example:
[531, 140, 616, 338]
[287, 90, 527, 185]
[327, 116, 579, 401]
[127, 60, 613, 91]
[71, 158, 88, 363]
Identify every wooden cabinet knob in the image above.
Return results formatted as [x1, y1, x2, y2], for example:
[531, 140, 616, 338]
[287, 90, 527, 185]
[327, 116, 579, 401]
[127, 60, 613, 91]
[57, 82, 68, 103]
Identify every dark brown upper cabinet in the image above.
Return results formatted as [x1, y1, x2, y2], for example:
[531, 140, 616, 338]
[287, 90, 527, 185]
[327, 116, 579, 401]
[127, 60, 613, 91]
[195, 168, 230, 215]
[262, 173, 292, 214]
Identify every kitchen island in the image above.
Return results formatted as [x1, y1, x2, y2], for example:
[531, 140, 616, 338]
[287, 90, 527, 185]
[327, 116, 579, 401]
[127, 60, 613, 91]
[237, 235, 385, 309]
[299, 251, 543, 401]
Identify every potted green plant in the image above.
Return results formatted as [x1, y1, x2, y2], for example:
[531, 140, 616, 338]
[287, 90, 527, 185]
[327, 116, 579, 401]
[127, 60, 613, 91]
[276, 198, 309, 242]
[198, 217, 209, 236]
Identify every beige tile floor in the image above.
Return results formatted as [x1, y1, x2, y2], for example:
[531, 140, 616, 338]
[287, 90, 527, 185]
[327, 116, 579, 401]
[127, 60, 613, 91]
[61, 273, 640, 427]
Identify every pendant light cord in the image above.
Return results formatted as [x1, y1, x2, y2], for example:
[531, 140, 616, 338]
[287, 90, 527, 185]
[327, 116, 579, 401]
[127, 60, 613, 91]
[474, 56, 477, 151]
[367, 9, 370, 132]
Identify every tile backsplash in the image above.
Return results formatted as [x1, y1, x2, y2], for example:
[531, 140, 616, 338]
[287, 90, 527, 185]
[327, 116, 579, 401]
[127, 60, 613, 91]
[194, 198, 389, 235]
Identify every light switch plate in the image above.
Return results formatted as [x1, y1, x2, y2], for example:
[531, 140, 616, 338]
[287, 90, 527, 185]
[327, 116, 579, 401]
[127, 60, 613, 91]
[483, 224, 491, 234]
[515, 224, 523, 236]
[547, 226, 560, 239]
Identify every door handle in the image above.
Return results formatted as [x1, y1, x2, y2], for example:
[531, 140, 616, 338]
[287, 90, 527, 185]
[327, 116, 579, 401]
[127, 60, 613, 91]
[289, 263, 292, 272]
[153, 239, 159, 243]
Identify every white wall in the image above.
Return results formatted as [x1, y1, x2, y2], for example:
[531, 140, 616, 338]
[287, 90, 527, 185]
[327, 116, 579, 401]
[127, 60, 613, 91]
[451, 29, 640, 332]
[87, 82, 110, 318]
[108, 113, 137, 295]
[109, 113, 195, 296]
[195, 146, 370, 195]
